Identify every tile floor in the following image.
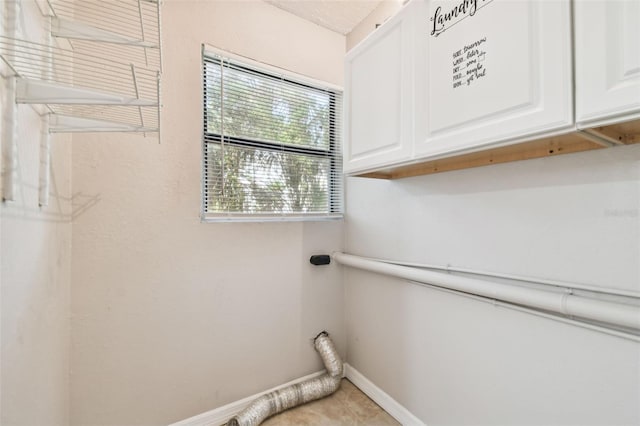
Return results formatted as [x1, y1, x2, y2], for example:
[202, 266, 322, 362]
[260, 379, 400, 425]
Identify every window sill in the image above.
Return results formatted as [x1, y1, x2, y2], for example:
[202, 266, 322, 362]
[200, 214, 344, 223]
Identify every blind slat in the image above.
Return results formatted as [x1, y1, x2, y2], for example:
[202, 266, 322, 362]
[202, 53, 343, 220]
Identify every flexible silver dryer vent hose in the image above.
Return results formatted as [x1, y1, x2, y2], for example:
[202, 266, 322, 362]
[227, 331, 343, 426]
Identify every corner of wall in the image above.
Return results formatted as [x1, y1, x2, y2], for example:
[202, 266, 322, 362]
[346, 1, 404, 52]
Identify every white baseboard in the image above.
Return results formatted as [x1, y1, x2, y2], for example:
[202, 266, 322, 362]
[344, 363, 425, 426]
[168, 370, 325, 426]
[169, 364, 424, 426]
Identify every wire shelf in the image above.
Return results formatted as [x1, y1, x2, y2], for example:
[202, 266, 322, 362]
[49, 105, 159, 133]
[46, 0, 162, 71]
[0, 35, 160, 133]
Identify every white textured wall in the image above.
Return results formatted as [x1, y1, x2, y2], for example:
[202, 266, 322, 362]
[70, 1, 345, 425]
[0, 100, 72, 426]
[1, 0, 72, 425]
[344, 144, 640, 425]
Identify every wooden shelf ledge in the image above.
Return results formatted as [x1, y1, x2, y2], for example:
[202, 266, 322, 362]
[356, 118, 640, 179]
[583, 118, 640, 146]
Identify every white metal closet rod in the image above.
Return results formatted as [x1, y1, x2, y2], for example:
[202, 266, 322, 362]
[332, 252, 640, 331]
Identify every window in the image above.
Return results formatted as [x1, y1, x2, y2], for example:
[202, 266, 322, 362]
[202, 49, 343, 221]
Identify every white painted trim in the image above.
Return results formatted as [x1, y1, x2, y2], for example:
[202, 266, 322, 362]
[169, 365, 425, 426]
[344, 363, 426, 426]
[202, 44, 343, 93]
[168, 370, 326, 426]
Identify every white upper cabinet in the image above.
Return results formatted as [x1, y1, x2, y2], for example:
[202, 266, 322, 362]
[344, 2, 415, 173]
[574, 0, 640, 128]
[414, 0, 573, 158]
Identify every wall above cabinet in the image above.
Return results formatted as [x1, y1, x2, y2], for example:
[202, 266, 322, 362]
[344, 0, 640, 179]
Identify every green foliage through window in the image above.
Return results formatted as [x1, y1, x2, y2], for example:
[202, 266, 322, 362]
[203, 52, 343, 220]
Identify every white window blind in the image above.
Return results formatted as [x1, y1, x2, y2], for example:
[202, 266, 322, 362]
[202, 51, 343, 221]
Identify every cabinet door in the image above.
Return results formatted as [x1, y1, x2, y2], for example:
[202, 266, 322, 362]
[414, 0, 573, 158]
[575, 0, 640, 127]
[344, 5, 414, 174]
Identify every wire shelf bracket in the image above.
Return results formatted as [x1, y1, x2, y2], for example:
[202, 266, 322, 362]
[45, 0, 163, 72]
[49, 113, 158, 133]
[0, 36, 160, 134]
[51, 17, 159, 49]
[16, 78, 157, 106]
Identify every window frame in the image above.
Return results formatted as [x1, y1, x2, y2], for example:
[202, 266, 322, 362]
[201, 45, 344, 222]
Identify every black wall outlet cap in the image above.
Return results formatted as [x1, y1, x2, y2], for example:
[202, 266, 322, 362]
[310, 255, 331, 266]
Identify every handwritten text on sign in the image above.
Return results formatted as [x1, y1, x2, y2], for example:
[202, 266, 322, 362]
[452, 37, 487, 89]
[431, 0, 494, 37]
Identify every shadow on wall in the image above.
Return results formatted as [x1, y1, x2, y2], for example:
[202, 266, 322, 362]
[2, 191, 100, 223]
[2, 130, 101, 223]
[2, 147, 99, 223]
